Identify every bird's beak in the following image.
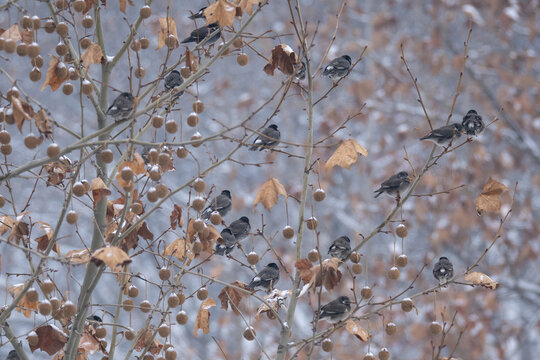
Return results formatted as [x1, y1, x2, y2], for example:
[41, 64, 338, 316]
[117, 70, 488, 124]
[408, 176, 412, 182]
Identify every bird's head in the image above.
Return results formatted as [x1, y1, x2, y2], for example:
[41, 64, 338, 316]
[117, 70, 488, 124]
[120, 92, 134, 101]
[267, 263, 279, 270]
[221, 190, 231, 198]
[466, 109, 477, 115]
[221, 228, 232, 235]
[439, 256, 449, 261]
[269, 124, 279, 130]
[398, 171, 411, 182]
[453, 123, 465, 134]
[170, 70, 180, 76]
[240, 216, 250, 224]
[342, 55, 352, 63]
[340, 236, 351, 243]
[339, 296, 351, 305]
[208, 22, 220, 29]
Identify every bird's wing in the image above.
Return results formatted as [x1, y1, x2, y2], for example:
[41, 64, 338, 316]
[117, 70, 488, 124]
[429, 125, 455, 138]
[380, 175, 404, 190]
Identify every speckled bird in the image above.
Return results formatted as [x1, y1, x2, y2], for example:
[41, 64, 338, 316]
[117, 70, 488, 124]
[323, 55, 352, 80]
[201, 190, 232, 220]
[318, 296, 352, 324]
[419, 123, 464, 146]
[249, 124, 280, 151]
[107, 92, 135, 121]
[328, 236, 352, 261]
[433, 256, 454, 283]
[247, 263, 280, 291]
[461, 109, 485, 136]
[181, 23, 220, 45]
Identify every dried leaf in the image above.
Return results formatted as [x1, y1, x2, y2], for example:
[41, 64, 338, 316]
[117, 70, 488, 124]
[90, 177, 111, 204]
[29, 325, 68, 355]
[0, 215, 15, 236]
[82, 43, 103, 72]
[255, 289, 291, 319]
[295, 258, 342, 291]
[218, 281, 249, 314]
[295, 258, 314, 283]
[263, 44, 299, 76]
[35, 109, 53, 139]
[135, 330, 162, 355]
[325, 139, 368, 171]
[170, 204, 184, 229]
[78, 325, 106, 355]
[237, 0, 259, 15]
[156, 17, 178, 49]
[82, 0, 94, 14]
[11, 97, 33, 133]
[44, 158, 70, 186]
[193, 298, 217, 337]
[7, 212, 29, 245]
[65, 249, 91, 264]
[346, 320, 369, 342]
[163, 238, 191, 262]
[34, 221, 59, 255]
[41, 55, 69, 92]
[91, 246, 131, 272]
[204, 0, 236, 27]
[0, 24, 22, 42]
[475, 177, 508, 215]
[8, 283, 38, 318]
[464, 271, 499, 290]
[253, 178, 287, 211]
[119, 0, 127, 13]
[185, 49, 199, 73]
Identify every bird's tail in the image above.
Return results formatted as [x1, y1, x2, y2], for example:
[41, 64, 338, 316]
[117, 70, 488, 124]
[373, 190, 383, 198]
[215, 245, 226, 256]
[180, 37, 191, 44]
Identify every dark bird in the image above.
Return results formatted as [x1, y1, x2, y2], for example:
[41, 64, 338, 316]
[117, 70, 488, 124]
[374, 171, 412, 198]
[164, 70, 184, 96]
[323, 55, 352, 80]
[247, 263, 280, 291]
[295, 61, 306, 80]
[328, 236, 351, 261]
[201, 190, 232, 220]
[249, 124, 280, 151]
[433, 256, 454, 283]
[215, 228, 237, 256]
[228, 216, 251, 241]
[461, 109, 485, 136]
[181, 23, 221, 45]
[107, 92, 135, 121]
[419, 123, 464, 146]
[6, 350, 19, 360]
[318, 296, 352, 324]
[188, 6, 207, 19]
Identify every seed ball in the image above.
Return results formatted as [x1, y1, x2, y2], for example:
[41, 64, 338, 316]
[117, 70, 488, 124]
[120, 167, 134, 182]
[28, 332, 39, 347]
[21, 15, 33, 29]
[26, 288, 39, 302]
[156, 184, 168, 198]
[31, 16, 42, 30]
[100, 149, 114, 163]
[363, 353, 375, 360]
[30, 67, 42, 81]
[140, 37, 150, 49]
[201, 226, 210, 238]
[313, 188, 326, 202]
[31, 55, 44, 67]
[352, 263, 363, 275]
[210, 212, 222, 226]
[56, 42, 68, 56]
[396, 254, 408, 268]
[44, 20, 56, 33]
[1, 144, 12, 155]
[55, 0, 68, 10]
[180, 66, 191, 78]
[82, 15, 94, 29]
[131, 202, 143, 214]
[165, 120, 178, 133]
[165, 34, 178, 49]
[128, 285, 139, 298]
[400, 298, 413, 312]
[176, 310, 188, 325]
[134, 67, 146, 79]
[72, 182, 86, 197]
[140, 300, 152, 313]
[146, 187, 159, 202]
[146, 148, 159, 163]
[125, 328, 136, 341]
[80, 37, 92, 49]
[321, 338, 333, 352]
[247, 252, 259, 265]
[192, 178, 206, 193]
[187, 112, 199, 127]
[82, 80, 93, 95]
[306, 217, 318, 230]
[192, 100, 204, 114]
[0, 131, 11, 144]
[7, 87, 20, 100]
[191, 132, 203, 147]
[243, 327, 256, 341]
[387, 266, 400, 280]
[140, 5, 152, 18]
[27, 42, 41, 58]
[95, 326, 107, 338]
[122, 299, 134, 311]
[39, 300, 52, 315]
[282, 226, 294, 239]
[158, 324, 170, 337]
[4, 39, 16, 53]
[197, 287, 208, 300]
[378, 348, 390, 360]
[191, 197, 205, 212]
[63, 301, 76, 317]
[237, 53, 249, 66]
[0, 196, 5, 208]
[158, 152, 171, 167]
[42, 280, 55, 295]
[62, 82, 74, 95]
[55, 62, 68, 78]
[385, 322, 397, 335]
[350, 252, 361, 263]
[396, 224, 408, 238]
[149, 166, 161, 182]
[47, 143, 61, 158]
[152, 115, 164, 128]
[165, 348, 177, 360]
[56, 22, 69, 37]
[73, 0, 86, 12]
[158, 267, 171, 281]
[360, 286, 372, 299]
[16, 43, 28, 57]
[429, 321, 442, 335]
[66, 210, 79, 224]
[307, 249, 320, 262]
[68, 67, 79, 80]
[167, 294, 180, 308]
[232, 37, 243, 48]
[176, 147, 188, 159]
[193, 218, 205, 232]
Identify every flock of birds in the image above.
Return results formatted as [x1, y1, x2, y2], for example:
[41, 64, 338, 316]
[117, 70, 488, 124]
[105, 6, 486, 325]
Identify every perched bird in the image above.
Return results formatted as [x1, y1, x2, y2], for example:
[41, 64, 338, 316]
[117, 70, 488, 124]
[201, 190, 232, 220]
[295, 61, 306, 80]
[215, 228, 237, 256]
[228, 216, 251, 241]
[247, 263, 280, 291]
[249, 124, 280, 151]
[461, 109, 485, 136]
[419, 123, 464, 146]
[322, 55, 352, 80]
[433, 256, 454, 283]
[188, 6, 207, 19]
[164, 70, 184, 97]
[318, 296, 352, 324]
[6, 350, 19, 360]
[106, 92, 135, 121]
[374, 171, 412, 198]
[328, 236, 351, 261]
[181, 23, 220, 45]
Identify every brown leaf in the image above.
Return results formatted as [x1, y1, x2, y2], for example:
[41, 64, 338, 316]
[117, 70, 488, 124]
[90, 177, 111, 204]
[263, 44, 299, 76]
[44, 158, 70, 186]
[7, 212, 30, 245]
[34, 109, 53, 139]
[119, 0, 127, 13]
[204, 0, 236, 27]
[82, 0, 95, 14]
[475, 177, 508, 215]
[41, 55, 69, 92]
[163, 238, 191, 262]
[295, 258, 342, 290]
[253, 178, 287, 211]
[78, 325, 106, 355]
[218, 281, 249, 314]
[20, 28, 33, 44]
[170, 204, 184, 230]
[156, 17, 178, 49]
[65, 249, 91, 264]
[82, 43, 103, 72]
[255, 289, 291, 319]
[295, 258, 314, 283]
[91, 246, 132, 272]
[346, 320, 369, 342]
[325, 139, 368, 171]
[0, 24, 22, 42]
[0, 215, 15, 236]
[135, 330, 162, 355]
[115, 153, 145, 188]
[11, 97, 33, 133]
[29, 325, 68, 355]
[464, 271, 499, 290]
[193, 298, 217, 337]
[237, 0, 259, 15]
[34, 221, 59, 255]
[185, 49, 199, 73]
[8, 283, 39, 318]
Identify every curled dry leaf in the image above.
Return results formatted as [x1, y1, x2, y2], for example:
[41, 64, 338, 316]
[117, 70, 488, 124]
[163, 238, 194, 264]
[78, 324, 107, 355]
[118, 0, 134, 14]
[34, 221, 59, 255]
[65, 249, 91, 264]
[325, 139, 368, 171]
[7, 212, 29, 245]
[295, 257, 342, 291]
[204, 0, 236, 27]
[253, 177, 287, 211]
[156, 17, 178, 49]
[345, 320, 369, 342]
[170, 204, 184, 230]
[91, 246, 132, 272]
[8, 283, 38, 318]
[185, 49, 199, 73]
[90, 177, 111, 204]
[34, 109, 53, 139]
[263, 44, 299, 76]
[237, 0, 259, 15]
[135, 330, 163, 355]
[0, 215, 15, 236]
[464, 271, 499, 290]
[82, 43, 104, 72]
[194, 298, 217, 337]
[29, 325, 68, 355]
[115, 153, 145, 188]
[11, 97, 34, 133]
[475, 177, 508, 215]
[218, 281, 249, 314]
[0, 24, 22, 42]
[41, 55, 70, 92]
[255, 289, 291, 319]
[44, 157, 71, 186]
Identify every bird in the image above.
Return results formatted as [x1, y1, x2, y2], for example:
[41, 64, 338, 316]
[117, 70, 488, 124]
[6, 350, 19, 360]
[228, 216, 251, 241]
[328, 236, 351, 261]
[201, 190, 232, 220]
[318, 296, 352, 324]
[419, 123, 464, 146]
[215, 228, 237, 256]
[295, 61, 306, 80]
[249, 124, 280, 151]
[433, 256, 454, 283]
[106, 92, 135, 121]
[322, 55, 352, 80]
[461, 109, 485, 136]
[181, 23, 221, 45]
[188, 6, 207, 19]
[247, 263, 280, 291]
[374, 171, 412, 198]
[164, 70, 184, 96]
